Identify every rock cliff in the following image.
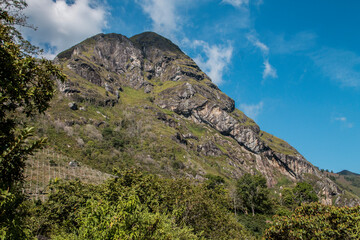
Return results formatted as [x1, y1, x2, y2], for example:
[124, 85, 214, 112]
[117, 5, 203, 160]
[47, 31, 357, 205]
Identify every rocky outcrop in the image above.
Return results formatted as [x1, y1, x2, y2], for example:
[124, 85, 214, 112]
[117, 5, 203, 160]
[155, 81, 265, 153]
[197, 141, 224, 156]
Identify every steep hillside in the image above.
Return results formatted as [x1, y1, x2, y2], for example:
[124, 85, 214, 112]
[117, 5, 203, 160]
[321, 170, 360, 204]
[28, 32, 358, 205]
[337, 170, 360, 197]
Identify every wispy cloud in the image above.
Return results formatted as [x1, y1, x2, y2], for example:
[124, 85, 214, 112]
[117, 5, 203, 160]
[335, 117, 347, 122]
[247, 34, 269, 55]
[240, 101, 264, 120]
[247, 33, 277, 80]
[21, 0, 108, 59]
[312, 47, 360, 87]
[136, 0, 189, 37]
[222, 0, 249, 8]
[269, 31, 317, 54]
[263, 59, 277, 79]
[222, 0, 263, 8]
[334, 116, 353, 128]
[193, 40, 233, 85]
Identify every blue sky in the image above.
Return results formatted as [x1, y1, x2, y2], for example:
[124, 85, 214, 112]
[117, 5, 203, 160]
[20, 0, 360, 173]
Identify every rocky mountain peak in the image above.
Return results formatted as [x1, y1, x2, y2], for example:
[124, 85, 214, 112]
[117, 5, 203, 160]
[130, 31, 183, 57]
[50, 31, 354, 204]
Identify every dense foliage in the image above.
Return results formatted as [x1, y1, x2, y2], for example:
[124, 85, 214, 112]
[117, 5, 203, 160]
[236, 173, 272, 216]
[0, 1, 64, 238]
[0, 1, 64, 189]
[265, 203, 360, 239]
[30, 169, 252, 239]
[279, 182, 319, 211]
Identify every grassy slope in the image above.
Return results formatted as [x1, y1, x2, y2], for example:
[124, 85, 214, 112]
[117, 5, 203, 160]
[327, 170, 360, 197]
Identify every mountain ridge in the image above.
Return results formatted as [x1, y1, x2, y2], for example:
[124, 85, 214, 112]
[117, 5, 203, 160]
[35, 31, 358, 206]
[338, 170, 360, 176]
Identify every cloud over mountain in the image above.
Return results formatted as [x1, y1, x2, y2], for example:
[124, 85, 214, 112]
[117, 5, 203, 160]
[21, 0, 107, 58]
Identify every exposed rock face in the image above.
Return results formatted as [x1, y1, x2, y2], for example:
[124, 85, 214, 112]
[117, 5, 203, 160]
[54, 31, 348, 204]
[197, 141, 224, 156]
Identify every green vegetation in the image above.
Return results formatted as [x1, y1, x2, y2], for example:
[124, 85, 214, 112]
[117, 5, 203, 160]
[153, 79, 182, 93]
[331, 170, 360, 197]
[278, 182, 318, 211]
[187, 122, 207, 137]
[237, 214, 269, 239]
[0, 2, 65, 238]
[236, 173, 273, 216]
[29, 169, 252, 239]
[260, 131, 298, 156]
[232, 109, 258, 127]
[293, 181, 319, 204]
[265, 203, 360, 239]
[121, 87, 150, 105]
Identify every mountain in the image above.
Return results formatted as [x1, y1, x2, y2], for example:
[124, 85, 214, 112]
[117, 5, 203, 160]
[322, 170, 360, 199]
[338, 170, 360, 176]
[29, 32, 358, 205]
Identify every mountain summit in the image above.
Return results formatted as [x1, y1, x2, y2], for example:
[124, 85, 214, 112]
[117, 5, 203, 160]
[39, 32, 356, 205]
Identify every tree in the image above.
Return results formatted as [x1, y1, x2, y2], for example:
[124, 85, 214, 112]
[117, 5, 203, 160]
[236, 173, 272, 216]
[281, 187, 295, 207]
[0, 1, 65, 238]
[293, 182, 318, 205]
[204, 174, 225, 190]
[0, 0, 64, 189]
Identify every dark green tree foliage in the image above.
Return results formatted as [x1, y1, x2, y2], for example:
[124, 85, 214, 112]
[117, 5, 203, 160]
[265, 203, 360, 239]
[204, 173, 225, 189]
[236, 173, 272, 216]
[278, 182, 318, 213]
[0, 1, 64, 189]
[32, 169, 252, 239]
[281, 187, 295, 207]
[237, 214, 268, 238]
[0, 188, 30, 239]
[32, 180, 99, 235]
[0, 1, 65, 238]
[293, 182, 318, 205]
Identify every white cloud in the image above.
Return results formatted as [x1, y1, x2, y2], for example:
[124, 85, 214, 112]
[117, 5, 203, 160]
[21, 0, 107, 59]
[136, 0, 185, 37]
[334, 116, 353, 128]
[247, 34, 277, 80]
[312, 47, 360, 87]
[247, 34, 269, 55]
[136, 0, 234, 86]
[193, 40, 233, 85]
[240, 101, 264, 119]
[263, 59, 277, 79]
[335, 117, 347, 122]
[222, 0, 249, 8]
